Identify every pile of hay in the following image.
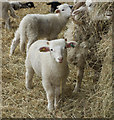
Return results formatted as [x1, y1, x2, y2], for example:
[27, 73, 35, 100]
[1, 2, 113, 118]
[83, 27, 112, 118]
[64, 2, 113, 118]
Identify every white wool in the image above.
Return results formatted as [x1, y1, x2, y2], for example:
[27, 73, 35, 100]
[25, 39, 69, 111]
[10, 4, 72, 55]
[64, 21, 75, 42]
[25, 39, 77, 111]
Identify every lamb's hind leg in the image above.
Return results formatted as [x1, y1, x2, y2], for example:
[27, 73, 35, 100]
[26, 35, 38, 53]
[5, 17, 11, 30]
[10, 29, 20, 56]
[20, 33, 26, 53]
[25, 65, 34, 90]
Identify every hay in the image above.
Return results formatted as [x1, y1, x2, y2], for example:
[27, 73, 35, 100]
[2, 2, 113, 118]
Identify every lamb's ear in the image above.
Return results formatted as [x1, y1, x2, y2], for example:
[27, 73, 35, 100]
[39, 47, 50, 52]
[55, 9, 60, 13]
[80, 42, 88, 48]
[66, 41, 78, 48]
[72, 9, 80, 15]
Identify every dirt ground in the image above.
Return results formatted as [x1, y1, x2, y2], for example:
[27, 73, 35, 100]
[1, 2, 112, 118]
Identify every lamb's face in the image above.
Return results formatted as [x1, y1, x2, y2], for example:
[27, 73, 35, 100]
[49, 39, 66, 63]
[57, 4, 72, 18]
[39, 39, 77, 63]
[67, 41, 88, 65]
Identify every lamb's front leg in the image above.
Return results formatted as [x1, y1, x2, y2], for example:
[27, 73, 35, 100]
[42, 80, 54, 112]
[54, 86, 60, 109]
[54, 80, 66, 109]
[73, 66, 84, 93]
[10, 30, 20, 56]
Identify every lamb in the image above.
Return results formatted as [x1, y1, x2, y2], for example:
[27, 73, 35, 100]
[25, 38, 77, 111]
[10, 1, 35, 10]
[65, 2, 112, 93]
[65, 21, 102, 93]
[1, 2, 18, 29]
[10, 3, 72, 56]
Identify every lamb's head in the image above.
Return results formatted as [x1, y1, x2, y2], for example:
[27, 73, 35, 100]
[67, 41, 88, 65]
[55, 4, 72, 18]
[39, 39, 77, 63]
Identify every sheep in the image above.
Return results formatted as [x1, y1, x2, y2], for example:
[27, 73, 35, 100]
[25, 38, 77, 111]
[10, 1, 35, 10]
[10, 3, 72, 56]
[46, 1, 61, 13]
[65, 21, 103, 93]
[1, 2, 18, 29]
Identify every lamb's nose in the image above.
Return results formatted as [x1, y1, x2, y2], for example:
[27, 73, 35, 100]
[58, 57, 63, 63]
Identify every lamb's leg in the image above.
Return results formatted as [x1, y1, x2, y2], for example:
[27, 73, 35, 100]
[25, 66, 34, 89]
[26, 39, 36, 53]
[9, 6, 18, 18]
[54, 80, 66, 109]
[73, 66, 84, 93]
[5, 18, 11, 30]
[54, 86, 60, 109]
[42, 80, 54, 112]
[73, 55, 85, 93]
[26, 35, 38, 53]
[20, 34, 26, 53]
[10, 29, 20, 56]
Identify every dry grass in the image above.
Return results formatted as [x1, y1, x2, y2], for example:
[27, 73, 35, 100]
[1, 2, 112, 118]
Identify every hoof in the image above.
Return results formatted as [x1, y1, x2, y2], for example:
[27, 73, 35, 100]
[26, 84, 33, 90]
[73, 88, 80, 93]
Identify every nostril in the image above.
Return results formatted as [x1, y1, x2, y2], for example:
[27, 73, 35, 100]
[58, 57, 63, 61]
[58, 57, 63, 63]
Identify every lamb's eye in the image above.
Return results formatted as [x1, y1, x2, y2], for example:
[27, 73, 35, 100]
[50, 49, 53, 51]
[62, 9, 64, 11]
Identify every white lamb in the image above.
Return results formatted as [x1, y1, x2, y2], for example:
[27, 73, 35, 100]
[1, 2, 18, 29]
[25, 38, 77, 111]
[10, 4, 72, 55]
